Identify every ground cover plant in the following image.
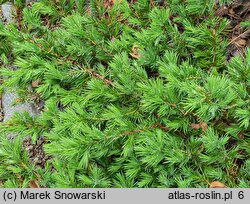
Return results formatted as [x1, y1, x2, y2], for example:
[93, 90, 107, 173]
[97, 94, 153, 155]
[0, 0, 249, 188]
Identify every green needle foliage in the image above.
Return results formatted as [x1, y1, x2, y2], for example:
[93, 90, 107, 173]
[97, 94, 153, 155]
[0, 0, 249, 188]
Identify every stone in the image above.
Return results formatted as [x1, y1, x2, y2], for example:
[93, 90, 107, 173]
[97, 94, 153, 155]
[1, 3, 16, 23]
[2, 91, 39, 122]
[1, 2, 39, 127]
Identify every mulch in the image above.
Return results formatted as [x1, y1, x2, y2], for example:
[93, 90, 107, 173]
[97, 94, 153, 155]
[215, 0, 250, 60]
[22, 136, 52, 169]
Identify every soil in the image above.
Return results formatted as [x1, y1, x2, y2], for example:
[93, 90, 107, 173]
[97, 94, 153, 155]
[22, 136, 52, 168]
[215, 0, 250, 60]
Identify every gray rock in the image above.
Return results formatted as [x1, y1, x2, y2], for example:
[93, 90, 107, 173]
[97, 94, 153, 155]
[1, 2, 16, 23]
[2, 91, 39, 122]
[1, 2, 39, 127]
